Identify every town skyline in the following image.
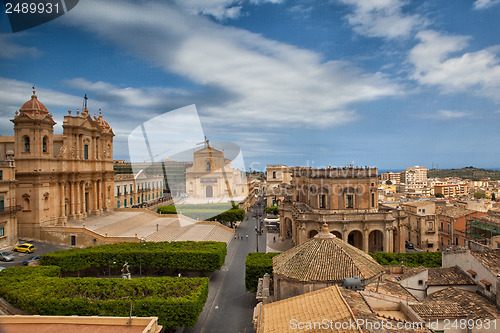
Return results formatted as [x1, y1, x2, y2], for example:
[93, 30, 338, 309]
[1, 0, 499, 170]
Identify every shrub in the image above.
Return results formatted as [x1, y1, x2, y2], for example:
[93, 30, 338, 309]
[370, 252, 441, 268]
[265, 206, 279, 215]
[41, 241, 227, 273]
[245, 252, 280, 293]
[0, 266, 208, 328]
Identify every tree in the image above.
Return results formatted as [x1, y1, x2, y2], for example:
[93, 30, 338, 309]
[386, 180, 393, 185]
[435, 193, 445, 198]
[474, 192, 487, 199]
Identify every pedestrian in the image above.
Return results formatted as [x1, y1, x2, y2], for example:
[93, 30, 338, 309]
[178, 273, 181, 277]
[246, 234, 248, 239]
[234, 234, 237, 240]
[273, 236, 276, 243]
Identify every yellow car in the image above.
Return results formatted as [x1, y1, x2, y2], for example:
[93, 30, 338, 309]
[13, 243, 34, 254]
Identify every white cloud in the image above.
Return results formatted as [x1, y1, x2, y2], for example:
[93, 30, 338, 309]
[409, 30, 500, 100]
[0, 34, 42, 59]
[473, 0, 500, 9]
[339, 0, 424, 39]
[65, 78, 193, 109]
[423, 110, 471, 120]
[0, 77, 80, 114]
[173, 0, 283, 20]
[59, 0, 400, 129]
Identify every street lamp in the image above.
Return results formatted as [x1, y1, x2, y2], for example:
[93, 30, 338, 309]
[139, 237, 146, 276]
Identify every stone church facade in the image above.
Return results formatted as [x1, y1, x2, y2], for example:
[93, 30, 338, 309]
[0, 90, 115, 240]
[280, 166, 405, 253]
[185, 144, 247, 200]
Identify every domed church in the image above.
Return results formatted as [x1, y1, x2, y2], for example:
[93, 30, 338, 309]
[0, 89, 115, 244]
[273, 223, 385, 300]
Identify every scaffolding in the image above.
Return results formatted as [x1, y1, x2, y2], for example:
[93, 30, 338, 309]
[465, 218, 500, 241]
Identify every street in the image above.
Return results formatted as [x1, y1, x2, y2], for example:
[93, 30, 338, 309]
[185, 200, 267, 333]
[0, 240, 70, 269]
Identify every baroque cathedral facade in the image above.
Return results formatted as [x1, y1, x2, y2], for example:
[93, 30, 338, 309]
[0, 89, 114, 243]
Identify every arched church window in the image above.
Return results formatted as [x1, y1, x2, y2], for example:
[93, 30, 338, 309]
[42, 136, 48, 153]
[206, 161, 211, 171]
[23, 197, 30, 210]
[272, 171, 276, 178]
[24, 136, 30, 152]
[84, 144, 89, 160]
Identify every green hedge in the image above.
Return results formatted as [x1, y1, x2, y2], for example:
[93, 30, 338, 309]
[265, 207, 279, 215]
[0, 266, 208, 328]
[245, 252, 281, 293]
[157, 204, 244, 223]
[370, 252, 442, 267]
[41, 241, 227, 273]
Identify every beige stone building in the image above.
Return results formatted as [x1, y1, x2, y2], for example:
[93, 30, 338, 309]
[185, 144, 247, 200]
[401, 201, 438, 251]
[114, 170, 164, 208]
[265, 164, 291, 207]
[0, 90, 115, 240]
[0, 157, 19, 248]
[404, 166, 428, 184]
[273, 224, 384, 300]
[280, 166, 405, 253]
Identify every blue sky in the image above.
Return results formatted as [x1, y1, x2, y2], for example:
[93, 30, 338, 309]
[0, 0, 499, 171]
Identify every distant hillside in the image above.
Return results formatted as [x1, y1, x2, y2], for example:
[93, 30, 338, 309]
[428, 167, 500, 181]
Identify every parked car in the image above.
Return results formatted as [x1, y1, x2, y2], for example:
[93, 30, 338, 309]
[23, 256, 41, 266]
[13, 243, 35, 253]
[0, 252, 14, 262]
[405, 242, 414, 250]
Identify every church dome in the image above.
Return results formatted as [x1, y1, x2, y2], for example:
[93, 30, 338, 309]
[19, 88, 49, 115]
[273, 223, 384, 283]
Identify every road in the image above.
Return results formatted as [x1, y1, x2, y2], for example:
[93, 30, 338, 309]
[185, 201, 267, 333]
[0, 239, 70, 268]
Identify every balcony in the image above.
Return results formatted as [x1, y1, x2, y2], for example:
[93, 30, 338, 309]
[0, 205, 21, 215]
[426, 228, 436, 234]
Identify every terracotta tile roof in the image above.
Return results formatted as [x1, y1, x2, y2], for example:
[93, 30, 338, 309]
[427, 266, 475, 286]
[340, 288, 430, 332]
[437, 206, 475, 218]
[410, 301, 468, 319]
[399, 266, 426, 281]
[257, 285, 361, 333]
[403, 201, 434, 207]
[273, 229, 384, 283]
[470, 249, 500, 275]
[365, 275, 418, 301]
[427, 287, 500, 320]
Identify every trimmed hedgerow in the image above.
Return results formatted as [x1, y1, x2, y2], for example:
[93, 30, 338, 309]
[245, 252, 281, 293]
[369, 251, 442, 267]
[265, 206, 279, 215]
[157, 204, 245, 223]
[0, 266, 208, 328]
[40, 241, 227, 273]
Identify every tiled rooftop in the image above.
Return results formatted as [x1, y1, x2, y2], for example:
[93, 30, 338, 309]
[428, 287, 500, 320]
[427, 266, 475, 286]
[410, 301, 468, 319]
[365, 275, 418, 302]
[436, 206, 475, 218]
[273, 226, 384, 282]
[257, 285, 361, 333]
[470, 249, 500, 275]
[399, 266, 426, 281]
